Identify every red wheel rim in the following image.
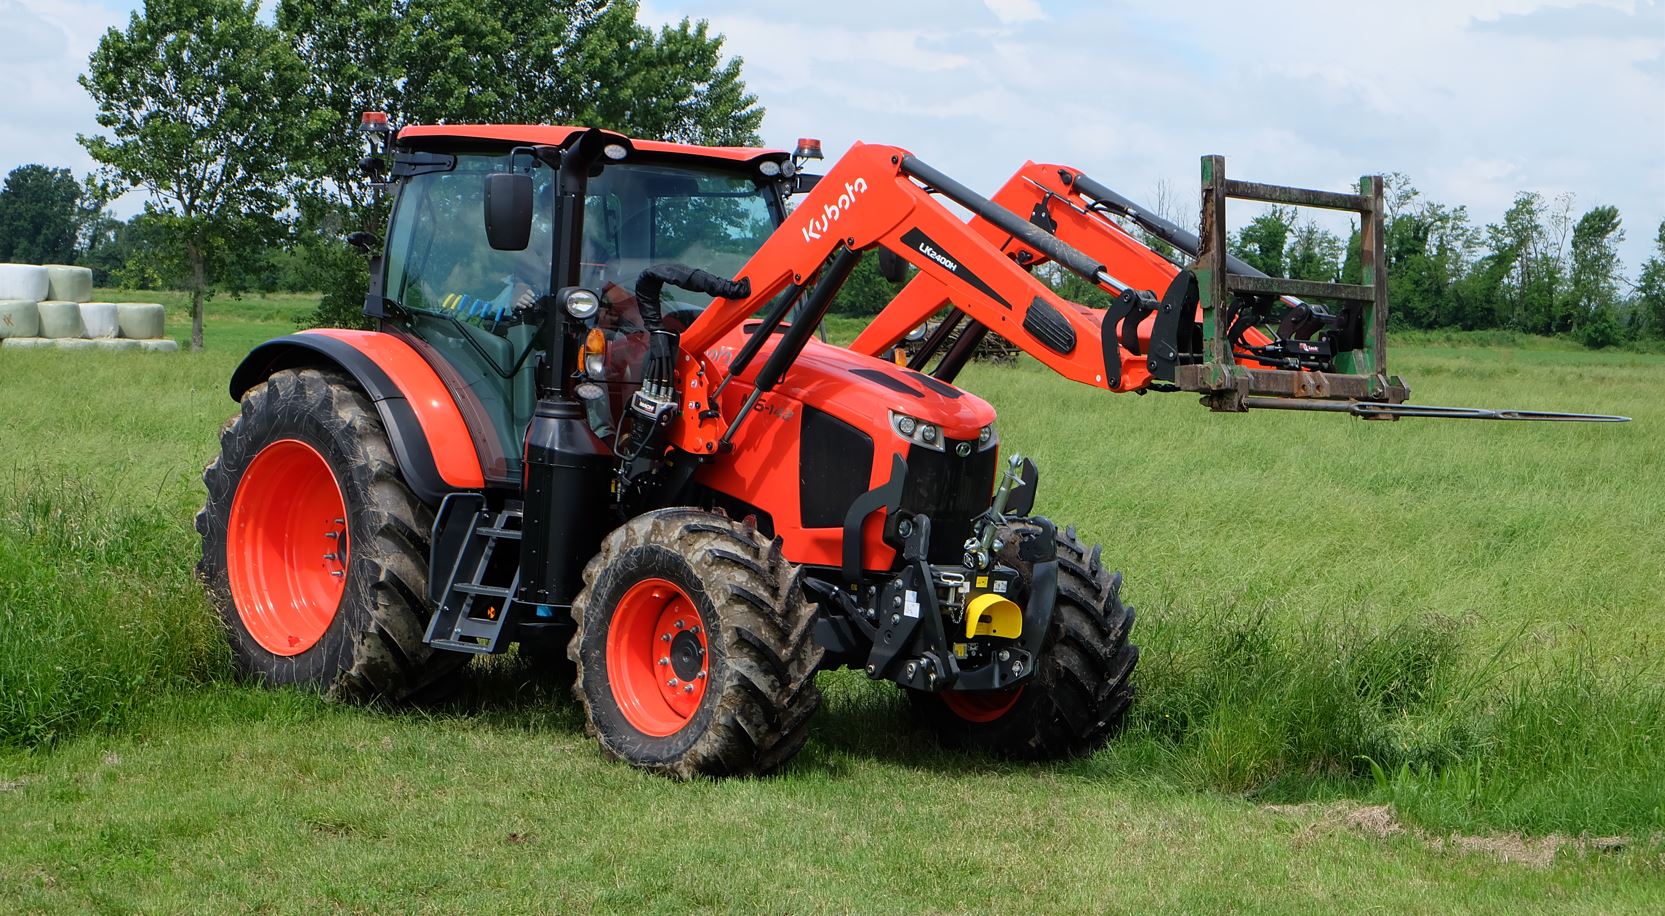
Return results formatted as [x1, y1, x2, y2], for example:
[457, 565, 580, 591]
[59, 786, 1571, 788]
[226, 439, 349, 656]
[941, 686, 1024, 723]
[606, 578, 709, 737]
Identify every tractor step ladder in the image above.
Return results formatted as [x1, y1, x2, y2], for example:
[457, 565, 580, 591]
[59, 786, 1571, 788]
[424, 498, 524, 655]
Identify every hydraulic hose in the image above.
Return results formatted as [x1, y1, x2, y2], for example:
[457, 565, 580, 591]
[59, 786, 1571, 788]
[633, 263, 751, 331]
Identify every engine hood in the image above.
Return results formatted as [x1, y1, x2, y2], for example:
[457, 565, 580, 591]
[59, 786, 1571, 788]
[708, 325, 996, 438]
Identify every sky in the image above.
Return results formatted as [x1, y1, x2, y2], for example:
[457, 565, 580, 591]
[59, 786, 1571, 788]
[3, 0, 1662, 274]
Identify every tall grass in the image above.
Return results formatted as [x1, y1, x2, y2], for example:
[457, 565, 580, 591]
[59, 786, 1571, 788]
[1104, 606, 1665, 835]
[0, 477, 227, 749]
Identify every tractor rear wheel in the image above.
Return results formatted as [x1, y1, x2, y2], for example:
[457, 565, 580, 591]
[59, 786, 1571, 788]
[570, 508, 822, 778]
[196, 367, 466, 701]
[910, 523, 1138, 759]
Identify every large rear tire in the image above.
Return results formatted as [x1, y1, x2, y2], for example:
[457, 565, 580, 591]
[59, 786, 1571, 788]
[911, 522, 1138, 759]
[196, 367, 466, 701]
[570, 508, 822, 778]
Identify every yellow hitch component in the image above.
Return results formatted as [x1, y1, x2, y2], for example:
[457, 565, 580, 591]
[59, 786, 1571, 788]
[965, 592, 1022, 640]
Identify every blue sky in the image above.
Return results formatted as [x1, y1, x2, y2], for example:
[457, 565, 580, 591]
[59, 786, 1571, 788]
[4, 0, 1662, 274]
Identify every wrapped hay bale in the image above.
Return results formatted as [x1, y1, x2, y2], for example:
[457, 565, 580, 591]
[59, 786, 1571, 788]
[56, 338, 97, 350]
[117, 302, 166, 340]
[80, 302, 119, 338]
[95, 338, 141, 352]
[43, 265, 93, 303]
[2, 337, 53, 350]
[37, 301, 84, 338]
[137, 339, 179, 353]
[0, 299, 39, 338]
[0, 264, 49, 301]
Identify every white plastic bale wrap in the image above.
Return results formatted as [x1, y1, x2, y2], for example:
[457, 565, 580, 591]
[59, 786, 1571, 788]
[95, 338, 141, 351]
[2, 337, 53, 349]
[0, 264, 49, 301]
[36, 301, 83, 338]
[43, 265, 93, 303]
[117, 303, 166, 339]
[0, 299, 39, 338]
[55, 338, 97, 350]
[137, 338, 179, 353]
[80, 302, 119, 339]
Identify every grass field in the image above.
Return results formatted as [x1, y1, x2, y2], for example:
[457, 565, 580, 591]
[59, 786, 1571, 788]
[2, 293, 1663, 911]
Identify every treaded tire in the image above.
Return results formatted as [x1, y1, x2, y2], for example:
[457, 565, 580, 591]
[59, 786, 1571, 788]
[570, 508, 822, 778]
[196, 367, 467, 701]
[911, 522, 1138, 759]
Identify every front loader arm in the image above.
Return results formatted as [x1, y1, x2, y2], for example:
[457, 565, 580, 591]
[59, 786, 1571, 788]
[671, 143, 1147, 454]
[850, 160, 1275, 365]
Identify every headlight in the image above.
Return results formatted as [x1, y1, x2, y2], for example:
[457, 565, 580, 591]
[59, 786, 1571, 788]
[603, 143, 628, 161]
[890, 411, 964, 452]
[759, 160, 782, 177]
[978, 425, 994, 447]
[559, 287, 601, 319]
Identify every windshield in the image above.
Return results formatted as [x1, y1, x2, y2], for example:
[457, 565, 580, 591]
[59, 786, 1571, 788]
[582, 162, 778, 324]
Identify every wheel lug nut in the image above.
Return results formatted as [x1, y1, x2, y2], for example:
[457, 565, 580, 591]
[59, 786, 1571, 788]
[675, 619, 685, 629]
[668, 678, 679, 687]
[695, 671, 705, 680]
[684, 684, 694, 694]
[661, 633, 671, 642]
[658, 657, 669, 666]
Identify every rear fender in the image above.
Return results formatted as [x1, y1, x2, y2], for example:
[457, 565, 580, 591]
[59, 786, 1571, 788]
[228, 330, 486, 505]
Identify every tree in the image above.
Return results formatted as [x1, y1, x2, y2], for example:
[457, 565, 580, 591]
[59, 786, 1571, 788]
[1285, 220, 1343, 283]
[1567, 205, 1624, 337]
[1637, 219, 1665, 337]
[277, 0, 766, 329]
[79, 0, 305, 350]
[0, 165, 84, 264]
[1230, 206, 1296, 277]
[833, 252, 907, 317]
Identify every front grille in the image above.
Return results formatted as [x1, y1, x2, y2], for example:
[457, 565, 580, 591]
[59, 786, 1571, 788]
[900, 442, 998, 564]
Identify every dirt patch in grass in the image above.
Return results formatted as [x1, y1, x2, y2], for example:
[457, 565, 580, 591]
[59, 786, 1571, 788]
[1263, 802, 1630, 870]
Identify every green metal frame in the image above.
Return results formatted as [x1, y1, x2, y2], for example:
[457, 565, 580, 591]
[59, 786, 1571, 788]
[1181, 155, 1408, 410]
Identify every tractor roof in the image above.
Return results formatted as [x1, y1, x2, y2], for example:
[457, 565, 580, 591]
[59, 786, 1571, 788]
[396, 124, 787, 164]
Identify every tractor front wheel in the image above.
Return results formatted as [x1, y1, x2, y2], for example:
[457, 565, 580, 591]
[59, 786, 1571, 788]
[196, 367, 465, 701]
[570, 508, 822, 778]
[910, 523, 1138, 759]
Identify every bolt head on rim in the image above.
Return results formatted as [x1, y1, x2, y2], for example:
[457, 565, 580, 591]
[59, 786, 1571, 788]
[225, 439, 350, 656]
[606, 578, 710, 737]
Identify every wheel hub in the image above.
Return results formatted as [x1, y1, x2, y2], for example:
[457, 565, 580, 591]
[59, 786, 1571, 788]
[225, 438, 350, 656]
[606, 578, 710, 736]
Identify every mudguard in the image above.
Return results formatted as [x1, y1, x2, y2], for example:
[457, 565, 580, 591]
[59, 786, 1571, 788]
[228, 329, 485, 505]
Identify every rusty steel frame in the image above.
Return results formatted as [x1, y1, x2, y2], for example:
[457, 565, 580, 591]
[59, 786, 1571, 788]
[1189, 155, 1408, 411]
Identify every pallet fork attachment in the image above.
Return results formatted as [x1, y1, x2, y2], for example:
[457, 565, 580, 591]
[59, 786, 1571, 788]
[846, 155, 1628, 423]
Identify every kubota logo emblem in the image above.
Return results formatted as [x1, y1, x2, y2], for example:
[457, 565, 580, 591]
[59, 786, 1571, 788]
[801, 178, 869, 242]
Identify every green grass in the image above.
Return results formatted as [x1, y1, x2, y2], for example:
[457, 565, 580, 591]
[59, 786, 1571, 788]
[2, 293, 1664, 910]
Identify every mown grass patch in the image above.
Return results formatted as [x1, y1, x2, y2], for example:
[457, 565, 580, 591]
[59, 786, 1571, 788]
[2, 299, 1663, 906]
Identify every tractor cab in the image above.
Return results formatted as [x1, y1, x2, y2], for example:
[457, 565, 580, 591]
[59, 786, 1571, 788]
[373, 125, 794, 480]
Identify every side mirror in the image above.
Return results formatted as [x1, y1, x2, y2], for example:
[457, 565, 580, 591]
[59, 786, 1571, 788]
[484, 173, 533, 251]
[345, 231, 379, 254]
[877, 247, 908, 283]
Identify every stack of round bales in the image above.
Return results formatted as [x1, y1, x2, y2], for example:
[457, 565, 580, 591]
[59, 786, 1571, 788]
[0, 263, 176, 352]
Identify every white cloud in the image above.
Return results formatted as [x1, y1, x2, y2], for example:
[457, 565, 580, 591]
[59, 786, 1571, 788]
[0, 0, 124, 200]
[983, 0, 1045, 24]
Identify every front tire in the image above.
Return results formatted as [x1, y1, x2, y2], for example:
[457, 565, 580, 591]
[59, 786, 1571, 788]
[196, 367, 466, 701]
[911, 522, 1138, 759]
[570, 508, 822, 778]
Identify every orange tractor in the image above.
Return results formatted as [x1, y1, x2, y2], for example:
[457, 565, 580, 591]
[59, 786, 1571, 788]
[198, 118, 1623, 777]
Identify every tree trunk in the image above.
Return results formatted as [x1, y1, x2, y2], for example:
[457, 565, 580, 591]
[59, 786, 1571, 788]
[187, 241, 206, 351]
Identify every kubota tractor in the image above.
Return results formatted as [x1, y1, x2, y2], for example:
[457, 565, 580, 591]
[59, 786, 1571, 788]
[198, 118, 1623, 778]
